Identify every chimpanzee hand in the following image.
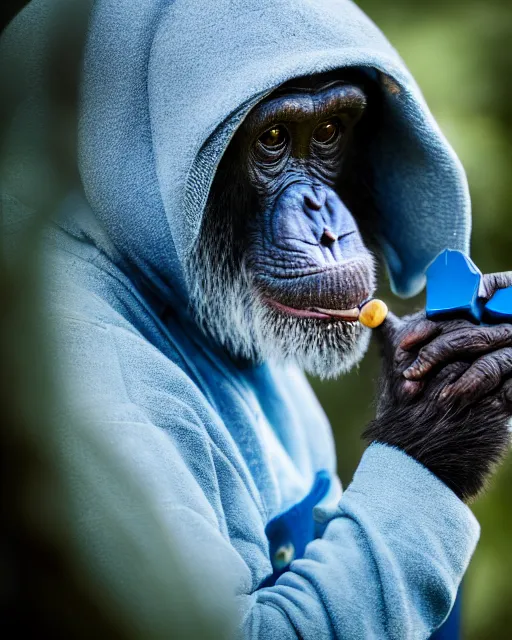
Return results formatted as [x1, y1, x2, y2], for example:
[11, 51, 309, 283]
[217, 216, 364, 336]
[399, 269, 512, 403]
[364, 286, 512, 502]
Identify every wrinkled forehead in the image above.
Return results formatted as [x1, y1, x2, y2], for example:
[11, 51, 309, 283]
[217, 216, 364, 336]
[240, 69, 373, 138]
[274, 69, 371, 95]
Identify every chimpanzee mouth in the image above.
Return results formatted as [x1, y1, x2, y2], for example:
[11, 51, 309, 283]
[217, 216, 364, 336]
[264, 298, 360, 322]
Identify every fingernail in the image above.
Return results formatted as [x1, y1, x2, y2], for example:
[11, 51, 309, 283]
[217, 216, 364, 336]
[440, 386, 451, 402]
[403, 364, 421, 380]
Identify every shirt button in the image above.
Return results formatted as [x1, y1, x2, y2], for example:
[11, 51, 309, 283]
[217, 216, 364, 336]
[273, 542, 296, 570]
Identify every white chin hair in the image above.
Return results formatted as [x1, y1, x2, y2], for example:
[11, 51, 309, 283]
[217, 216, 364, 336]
[188, 260, 371, 379]
[251, 298, 371, 379]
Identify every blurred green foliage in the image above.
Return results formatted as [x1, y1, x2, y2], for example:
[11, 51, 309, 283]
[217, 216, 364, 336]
[311, 2, 512, 638]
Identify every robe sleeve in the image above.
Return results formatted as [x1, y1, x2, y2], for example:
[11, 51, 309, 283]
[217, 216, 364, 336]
[92, 402, 478, 639]
[242, 443, 479, 639]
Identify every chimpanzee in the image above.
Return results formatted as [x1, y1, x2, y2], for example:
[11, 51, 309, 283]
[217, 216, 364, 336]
[3, 0, 511, 637]
[192, 71, 512, 503]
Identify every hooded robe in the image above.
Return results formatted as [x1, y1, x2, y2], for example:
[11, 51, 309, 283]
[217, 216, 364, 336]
[2, 0, 479, 638]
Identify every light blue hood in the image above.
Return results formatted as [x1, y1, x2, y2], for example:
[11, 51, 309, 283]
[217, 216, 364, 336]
[79, 0, 471, 299]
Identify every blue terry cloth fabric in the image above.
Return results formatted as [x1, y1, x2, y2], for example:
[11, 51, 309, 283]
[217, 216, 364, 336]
[2, 0, 479, 638]
[75, 0, 472, 300]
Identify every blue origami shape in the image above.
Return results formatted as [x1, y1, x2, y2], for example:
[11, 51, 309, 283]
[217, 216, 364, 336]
[425, 249, 512, 324]
[483, 287, 512, 323]
[426, 249, 483, 323]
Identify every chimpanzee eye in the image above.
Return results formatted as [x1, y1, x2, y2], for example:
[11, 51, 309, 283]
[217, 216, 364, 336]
[313, 119, 340, 144]
[258, 125, 287, 149]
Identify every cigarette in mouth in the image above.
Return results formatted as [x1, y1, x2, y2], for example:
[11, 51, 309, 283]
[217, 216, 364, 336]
[311, 298, 388, 328]
[358, 298, 388, 328]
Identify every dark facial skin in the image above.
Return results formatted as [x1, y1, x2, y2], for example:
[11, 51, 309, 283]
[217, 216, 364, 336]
[234, 73, 376, 316]
[192, 71, 511, 502]
[190, 71, 380, 377]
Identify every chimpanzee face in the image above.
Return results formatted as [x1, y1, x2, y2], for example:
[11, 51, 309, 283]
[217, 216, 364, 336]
[189, 72, 377, 377]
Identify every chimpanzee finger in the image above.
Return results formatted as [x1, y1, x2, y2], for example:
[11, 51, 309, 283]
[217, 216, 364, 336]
[439, 347, 512, 406]
[403, 324, 512, 380]
[480, 271, 512, 298]
[396, 362, 469, 406]
[398, 317, 441, 351]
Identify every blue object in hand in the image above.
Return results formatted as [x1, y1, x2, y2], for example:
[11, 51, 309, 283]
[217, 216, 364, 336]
[426, 249, 512, 324]
[426, 249, 483, 323]
[483, 287, 512, 323]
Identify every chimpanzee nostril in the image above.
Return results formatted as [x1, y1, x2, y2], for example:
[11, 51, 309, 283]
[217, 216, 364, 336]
[304, 193, 322, 211]
[320, 228, 338, 246]
[303, 187, 326, 211]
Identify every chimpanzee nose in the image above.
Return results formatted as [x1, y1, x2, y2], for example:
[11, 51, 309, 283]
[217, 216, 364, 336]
[271, 183, 360, 262]
[301, 187, 340, 247]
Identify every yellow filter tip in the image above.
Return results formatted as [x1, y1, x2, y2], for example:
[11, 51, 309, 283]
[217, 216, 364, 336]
[359, 299, 388, 329]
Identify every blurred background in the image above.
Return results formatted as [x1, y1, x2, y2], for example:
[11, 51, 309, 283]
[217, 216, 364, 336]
[312, 1, 512, 638]
[2, 0, 511, 638]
